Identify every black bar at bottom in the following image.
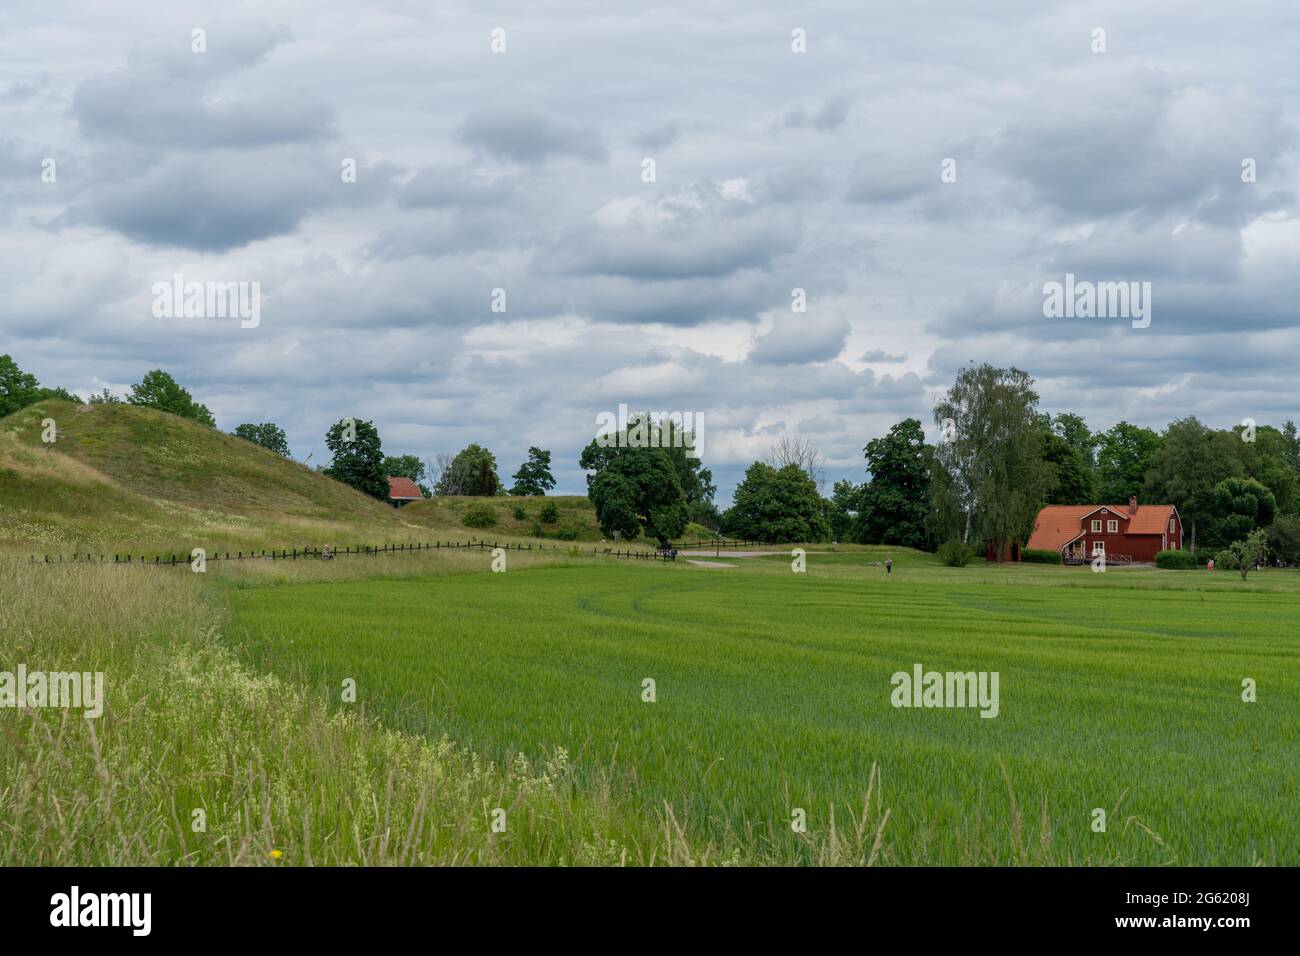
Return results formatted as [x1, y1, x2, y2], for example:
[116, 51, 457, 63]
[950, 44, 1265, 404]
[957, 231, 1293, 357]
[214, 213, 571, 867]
[0, 865, 1280, 942]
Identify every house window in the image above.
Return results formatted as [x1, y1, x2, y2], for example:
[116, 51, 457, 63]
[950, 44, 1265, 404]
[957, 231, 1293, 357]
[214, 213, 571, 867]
[1091, 519, 1102, 532]
[1169, 518, 1175, 534]
[1093, 542, 1105, 556]
[1107, 519, 1118, 533]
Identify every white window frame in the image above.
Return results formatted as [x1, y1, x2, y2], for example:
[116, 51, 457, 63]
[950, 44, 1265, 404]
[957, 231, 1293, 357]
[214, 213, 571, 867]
[1092, 541, 1105, 556]
[1107, 519, 1118, 533]
[1091, 519, 1102, 532]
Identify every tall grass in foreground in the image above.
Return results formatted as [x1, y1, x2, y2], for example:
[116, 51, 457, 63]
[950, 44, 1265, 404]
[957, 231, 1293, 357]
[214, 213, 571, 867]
[0, 560, 912, 865]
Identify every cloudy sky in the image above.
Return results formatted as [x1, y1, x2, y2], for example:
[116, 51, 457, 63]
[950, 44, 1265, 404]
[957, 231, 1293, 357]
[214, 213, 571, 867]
[3, 1, 1298, 499]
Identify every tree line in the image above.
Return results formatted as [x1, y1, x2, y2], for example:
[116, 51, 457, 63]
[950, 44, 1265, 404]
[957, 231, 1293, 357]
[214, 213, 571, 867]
[6, 354, 1297, 567]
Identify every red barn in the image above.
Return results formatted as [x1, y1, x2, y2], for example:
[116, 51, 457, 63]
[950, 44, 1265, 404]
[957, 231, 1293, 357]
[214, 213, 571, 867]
[1025, 496, 1181, 563]
[387, 476, 424, 508]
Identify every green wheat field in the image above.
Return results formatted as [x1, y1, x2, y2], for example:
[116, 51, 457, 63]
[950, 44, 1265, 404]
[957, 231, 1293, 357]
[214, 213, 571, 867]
[2, 403, 1296, 866]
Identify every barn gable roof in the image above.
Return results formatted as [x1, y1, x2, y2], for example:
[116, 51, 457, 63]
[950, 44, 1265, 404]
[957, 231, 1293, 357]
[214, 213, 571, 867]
[387, 476, 424, 500]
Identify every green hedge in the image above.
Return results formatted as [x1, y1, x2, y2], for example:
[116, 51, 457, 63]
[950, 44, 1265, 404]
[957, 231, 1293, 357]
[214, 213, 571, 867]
[462, 505, 497, 529]
[1021, 548, 1062, 564]
[1155, 549, 1196, 570]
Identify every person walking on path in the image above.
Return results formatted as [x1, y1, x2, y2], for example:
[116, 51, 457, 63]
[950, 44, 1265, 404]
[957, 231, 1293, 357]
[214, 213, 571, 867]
[885, 557, 893, 575]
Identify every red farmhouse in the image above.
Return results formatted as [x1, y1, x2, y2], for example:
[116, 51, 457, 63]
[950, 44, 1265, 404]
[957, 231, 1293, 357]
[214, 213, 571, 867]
[1023, 496, 1182, 563]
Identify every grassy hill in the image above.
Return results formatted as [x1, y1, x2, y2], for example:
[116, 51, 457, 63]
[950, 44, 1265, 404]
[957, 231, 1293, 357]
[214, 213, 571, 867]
[0, 400, 604, 554]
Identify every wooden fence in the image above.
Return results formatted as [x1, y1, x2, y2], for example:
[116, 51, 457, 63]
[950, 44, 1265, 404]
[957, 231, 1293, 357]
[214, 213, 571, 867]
[28, 539, 680, 566]
[669, 538, 758, 550]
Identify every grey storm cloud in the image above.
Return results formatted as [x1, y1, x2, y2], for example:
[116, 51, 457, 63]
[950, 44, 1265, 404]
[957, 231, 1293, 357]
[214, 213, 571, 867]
[459, 110, 607, 165]
[749, 310, 851, 365]
[991, 70, 1297, 224]
[72, 24, 334, 150]
[778, 98, 850, 131]
[3, 0, 1300, 501]
[74, 147, 393, 251]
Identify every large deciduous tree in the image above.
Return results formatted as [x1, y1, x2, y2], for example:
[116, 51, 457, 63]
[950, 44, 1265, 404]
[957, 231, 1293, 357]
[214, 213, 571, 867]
[323, 418, 388, 500]
[435, 444, 503, 496]
[930, 364, 1052, 558]
[854, 418, 932, 548]
[1142, 417, 1240, 552]
[509, 447, 556, 496]
[581, 437, 687, 546]
[724, 462, 831, 543]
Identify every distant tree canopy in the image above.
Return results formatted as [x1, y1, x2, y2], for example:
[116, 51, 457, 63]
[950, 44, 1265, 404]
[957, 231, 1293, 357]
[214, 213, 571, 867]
[436, 444, 502, 496]
[382, 454, 431, 496]
[234, 422, 291, 457]
[853, 417, 932, 549]
[0, 354, 77, 418]
[1051, 412, 1097, 472]
[828, 479, 859, 543]
[1142, 417, 1299, 552]
[765, 435, 826, 492]
[930, 364, 1052, 555]
[1203, 477, 1276, 552]
[1093, 421, 1163, 503]
[1142, 417, 1241, 551]
[724, 462, 830, 543]
[1040, 427, 1095, 504]
[127, 370, 216, 426]
[323, 418, 388, 500]
[509, 447, 556, 496]
[1267, 514, 1300, 565]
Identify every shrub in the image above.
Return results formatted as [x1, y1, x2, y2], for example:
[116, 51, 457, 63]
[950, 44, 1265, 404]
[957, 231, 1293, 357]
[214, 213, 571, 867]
[540, 502, 559, 524]
[513, 505, 527, 521]
[555, 527, 577, 541]
[1155, 549, 1196, 570]
[937, 540, 974, 567]
[1021, 548, 1061, 565]
[530, 521, 544, 539]
[463, 505, 497, 529]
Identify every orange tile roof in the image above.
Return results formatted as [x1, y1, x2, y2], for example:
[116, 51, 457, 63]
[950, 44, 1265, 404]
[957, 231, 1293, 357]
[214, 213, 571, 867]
[387, 476, 424, 500]
[1026, 506, 1091, 551]
[1126, 504, 1176, 534]
[1026, 504, 1175, 551]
